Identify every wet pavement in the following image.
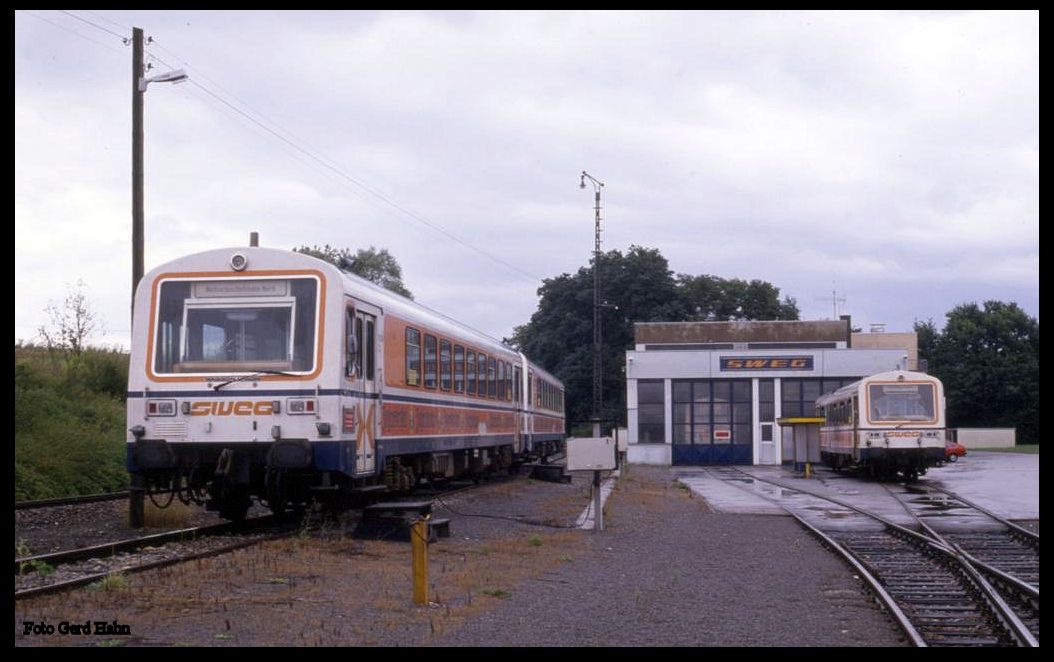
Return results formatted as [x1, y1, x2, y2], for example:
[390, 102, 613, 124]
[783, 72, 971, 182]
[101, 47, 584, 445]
[922, 451, 1039, 521]
[674, 450, 1039, 536]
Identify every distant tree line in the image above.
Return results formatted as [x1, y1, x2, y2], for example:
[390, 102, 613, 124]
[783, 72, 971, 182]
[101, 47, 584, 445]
[509, 245, 800, 429]
[295, 245, 414, 299]
[915, 301, 1039, 445]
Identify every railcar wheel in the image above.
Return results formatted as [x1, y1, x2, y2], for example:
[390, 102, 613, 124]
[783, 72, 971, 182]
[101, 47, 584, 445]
[219, 498, 250, 522]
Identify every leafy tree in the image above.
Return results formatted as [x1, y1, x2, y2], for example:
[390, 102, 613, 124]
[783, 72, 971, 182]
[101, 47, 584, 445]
[678, 274, 799, 321]
[916, 302, 1038, 445]
[295, 245, 413, 299]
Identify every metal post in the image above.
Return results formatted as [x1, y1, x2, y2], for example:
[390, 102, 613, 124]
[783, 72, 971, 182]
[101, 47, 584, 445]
[580, 171, 605, 429]
[129, 27, 145, 529]
[131, 27, 144, 327]
[411, 517, 429, 604]
[593, 187, 602, 426]
[593, 470, 604, 532]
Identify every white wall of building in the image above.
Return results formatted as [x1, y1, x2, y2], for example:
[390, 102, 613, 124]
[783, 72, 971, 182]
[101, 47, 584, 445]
[955, 428, 1016, 448]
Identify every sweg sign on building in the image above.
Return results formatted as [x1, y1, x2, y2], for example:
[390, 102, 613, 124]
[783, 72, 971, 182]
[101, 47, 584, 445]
[720, 356, 814, 371]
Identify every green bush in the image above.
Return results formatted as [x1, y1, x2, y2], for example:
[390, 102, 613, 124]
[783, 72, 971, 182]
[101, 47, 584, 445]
[14, 346, 129, 500]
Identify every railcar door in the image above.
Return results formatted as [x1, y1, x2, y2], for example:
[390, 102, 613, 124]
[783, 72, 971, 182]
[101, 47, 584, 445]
[343, 300, 380, 476]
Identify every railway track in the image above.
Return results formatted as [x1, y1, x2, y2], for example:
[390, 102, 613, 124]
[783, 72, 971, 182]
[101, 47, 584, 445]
[706, 467, 1039, 647]
[15, 491, 129, 510]
[14, 515, 292, 601]
[14, 472, 513, 602]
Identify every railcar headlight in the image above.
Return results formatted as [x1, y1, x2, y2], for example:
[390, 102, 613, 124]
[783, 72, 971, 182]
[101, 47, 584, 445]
[230, 253, 248, 271]
[146, 399, 177, 417]
[315, 422, 332, 436]
[287, 398, 317, 415]
[130, 425, 146, 439]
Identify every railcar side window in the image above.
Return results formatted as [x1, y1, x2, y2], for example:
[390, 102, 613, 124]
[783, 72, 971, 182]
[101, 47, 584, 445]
[497, 361, 505, 400]
[478, 353, 487, 398]
[153, 277, 318, 375]
[424, 335, 438, 389]
[439, 339, 452, 391]
[405, 328, 421, 386]
[488, 357, 497, 398]
[365, 319, 375, 381]
[354, 315, 364, 379]
[345, 308, 359, 378]
[454, 345, 465, 393]
[466, 351, 477, 395]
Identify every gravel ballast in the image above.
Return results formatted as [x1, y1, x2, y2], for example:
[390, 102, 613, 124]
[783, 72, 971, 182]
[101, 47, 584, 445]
[436, 465, 908, 647]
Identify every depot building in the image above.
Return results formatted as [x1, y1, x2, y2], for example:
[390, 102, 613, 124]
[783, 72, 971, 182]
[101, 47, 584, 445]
[625, 319, 918, 466]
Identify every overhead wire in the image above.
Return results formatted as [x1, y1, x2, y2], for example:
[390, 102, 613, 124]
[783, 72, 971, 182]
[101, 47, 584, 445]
[17, 10, 128, 56]
[143, 36, 543, 284]
[57, 9, 130, 42]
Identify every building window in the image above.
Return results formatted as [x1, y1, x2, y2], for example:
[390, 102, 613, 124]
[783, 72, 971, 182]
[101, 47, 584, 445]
[637, 379, 665, 444]
[672, 380, 753, 446]
[759, 379, 775, 422]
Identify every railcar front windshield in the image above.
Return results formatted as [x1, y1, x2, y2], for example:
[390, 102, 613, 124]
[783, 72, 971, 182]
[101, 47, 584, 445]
[867, 383, 936, 422]
[152, 277, 319, 375]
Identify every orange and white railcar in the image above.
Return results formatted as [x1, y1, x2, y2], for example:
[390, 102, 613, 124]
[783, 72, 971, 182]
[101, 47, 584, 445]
[816, 370, 945, 480]
[127, 247, 564, 518]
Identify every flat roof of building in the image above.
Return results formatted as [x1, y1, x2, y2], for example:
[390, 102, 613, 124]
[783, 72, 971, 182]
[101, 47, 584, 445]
[634, 320, 850, 344]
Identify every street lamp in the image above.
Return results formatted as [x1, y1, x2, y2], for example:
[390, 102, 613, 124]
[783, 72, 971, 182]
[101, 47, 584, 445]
[131, 26, 187, 327]
[580, 170, 604, 437]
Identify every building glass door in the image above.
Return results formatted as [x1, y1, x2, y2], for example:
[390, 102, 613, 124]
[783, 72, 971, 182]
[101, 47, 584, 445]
[672, 380, 753, 465]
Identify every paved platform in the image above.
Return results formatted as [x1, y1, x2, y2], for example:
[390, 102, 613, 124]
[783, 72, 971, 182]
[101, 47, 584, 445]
[673, 468, 785, 515]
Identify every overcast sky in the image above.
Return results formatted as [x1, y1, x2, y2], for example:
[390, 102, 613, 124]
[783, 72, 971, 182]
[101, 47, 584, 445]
[15, 10, 1038, 349]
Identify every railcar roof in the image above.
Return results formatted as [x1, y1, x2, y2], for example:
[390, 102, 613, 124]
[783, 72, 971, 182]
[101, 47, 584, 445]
[145, 247, 560, 386]
[815, 369, 940, 407]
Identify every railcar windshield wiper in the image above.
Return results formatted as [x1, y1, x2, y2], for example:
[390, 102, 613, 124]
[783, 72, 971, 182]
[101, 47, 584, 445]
[211, 370, 298, 391]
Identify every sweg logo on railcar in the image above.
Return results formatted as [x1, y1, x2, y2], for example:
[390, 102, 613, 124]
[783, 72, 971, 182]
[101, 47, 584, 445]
[22, 620, 131, 636]
[188, 401, 276, 416]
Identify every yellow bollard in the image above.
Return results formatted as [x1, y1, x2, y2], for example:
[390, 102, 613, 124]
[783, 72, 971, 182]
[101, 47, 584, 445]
[411, 516, 429, 605]
[805, 462, 812, 479]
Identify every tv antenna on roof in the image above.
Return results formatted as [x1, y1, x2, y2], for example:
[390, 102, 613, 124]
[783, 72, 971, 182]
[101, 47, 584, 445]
[815, 282, 847, 319]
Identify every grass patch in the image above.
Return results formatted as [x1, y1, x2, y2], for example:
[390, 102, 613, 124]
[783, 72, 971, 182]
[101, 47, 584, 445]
[974, 445, 1039, 454]
[15, 344, 129, 501]
[89, 572, 130, 592]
